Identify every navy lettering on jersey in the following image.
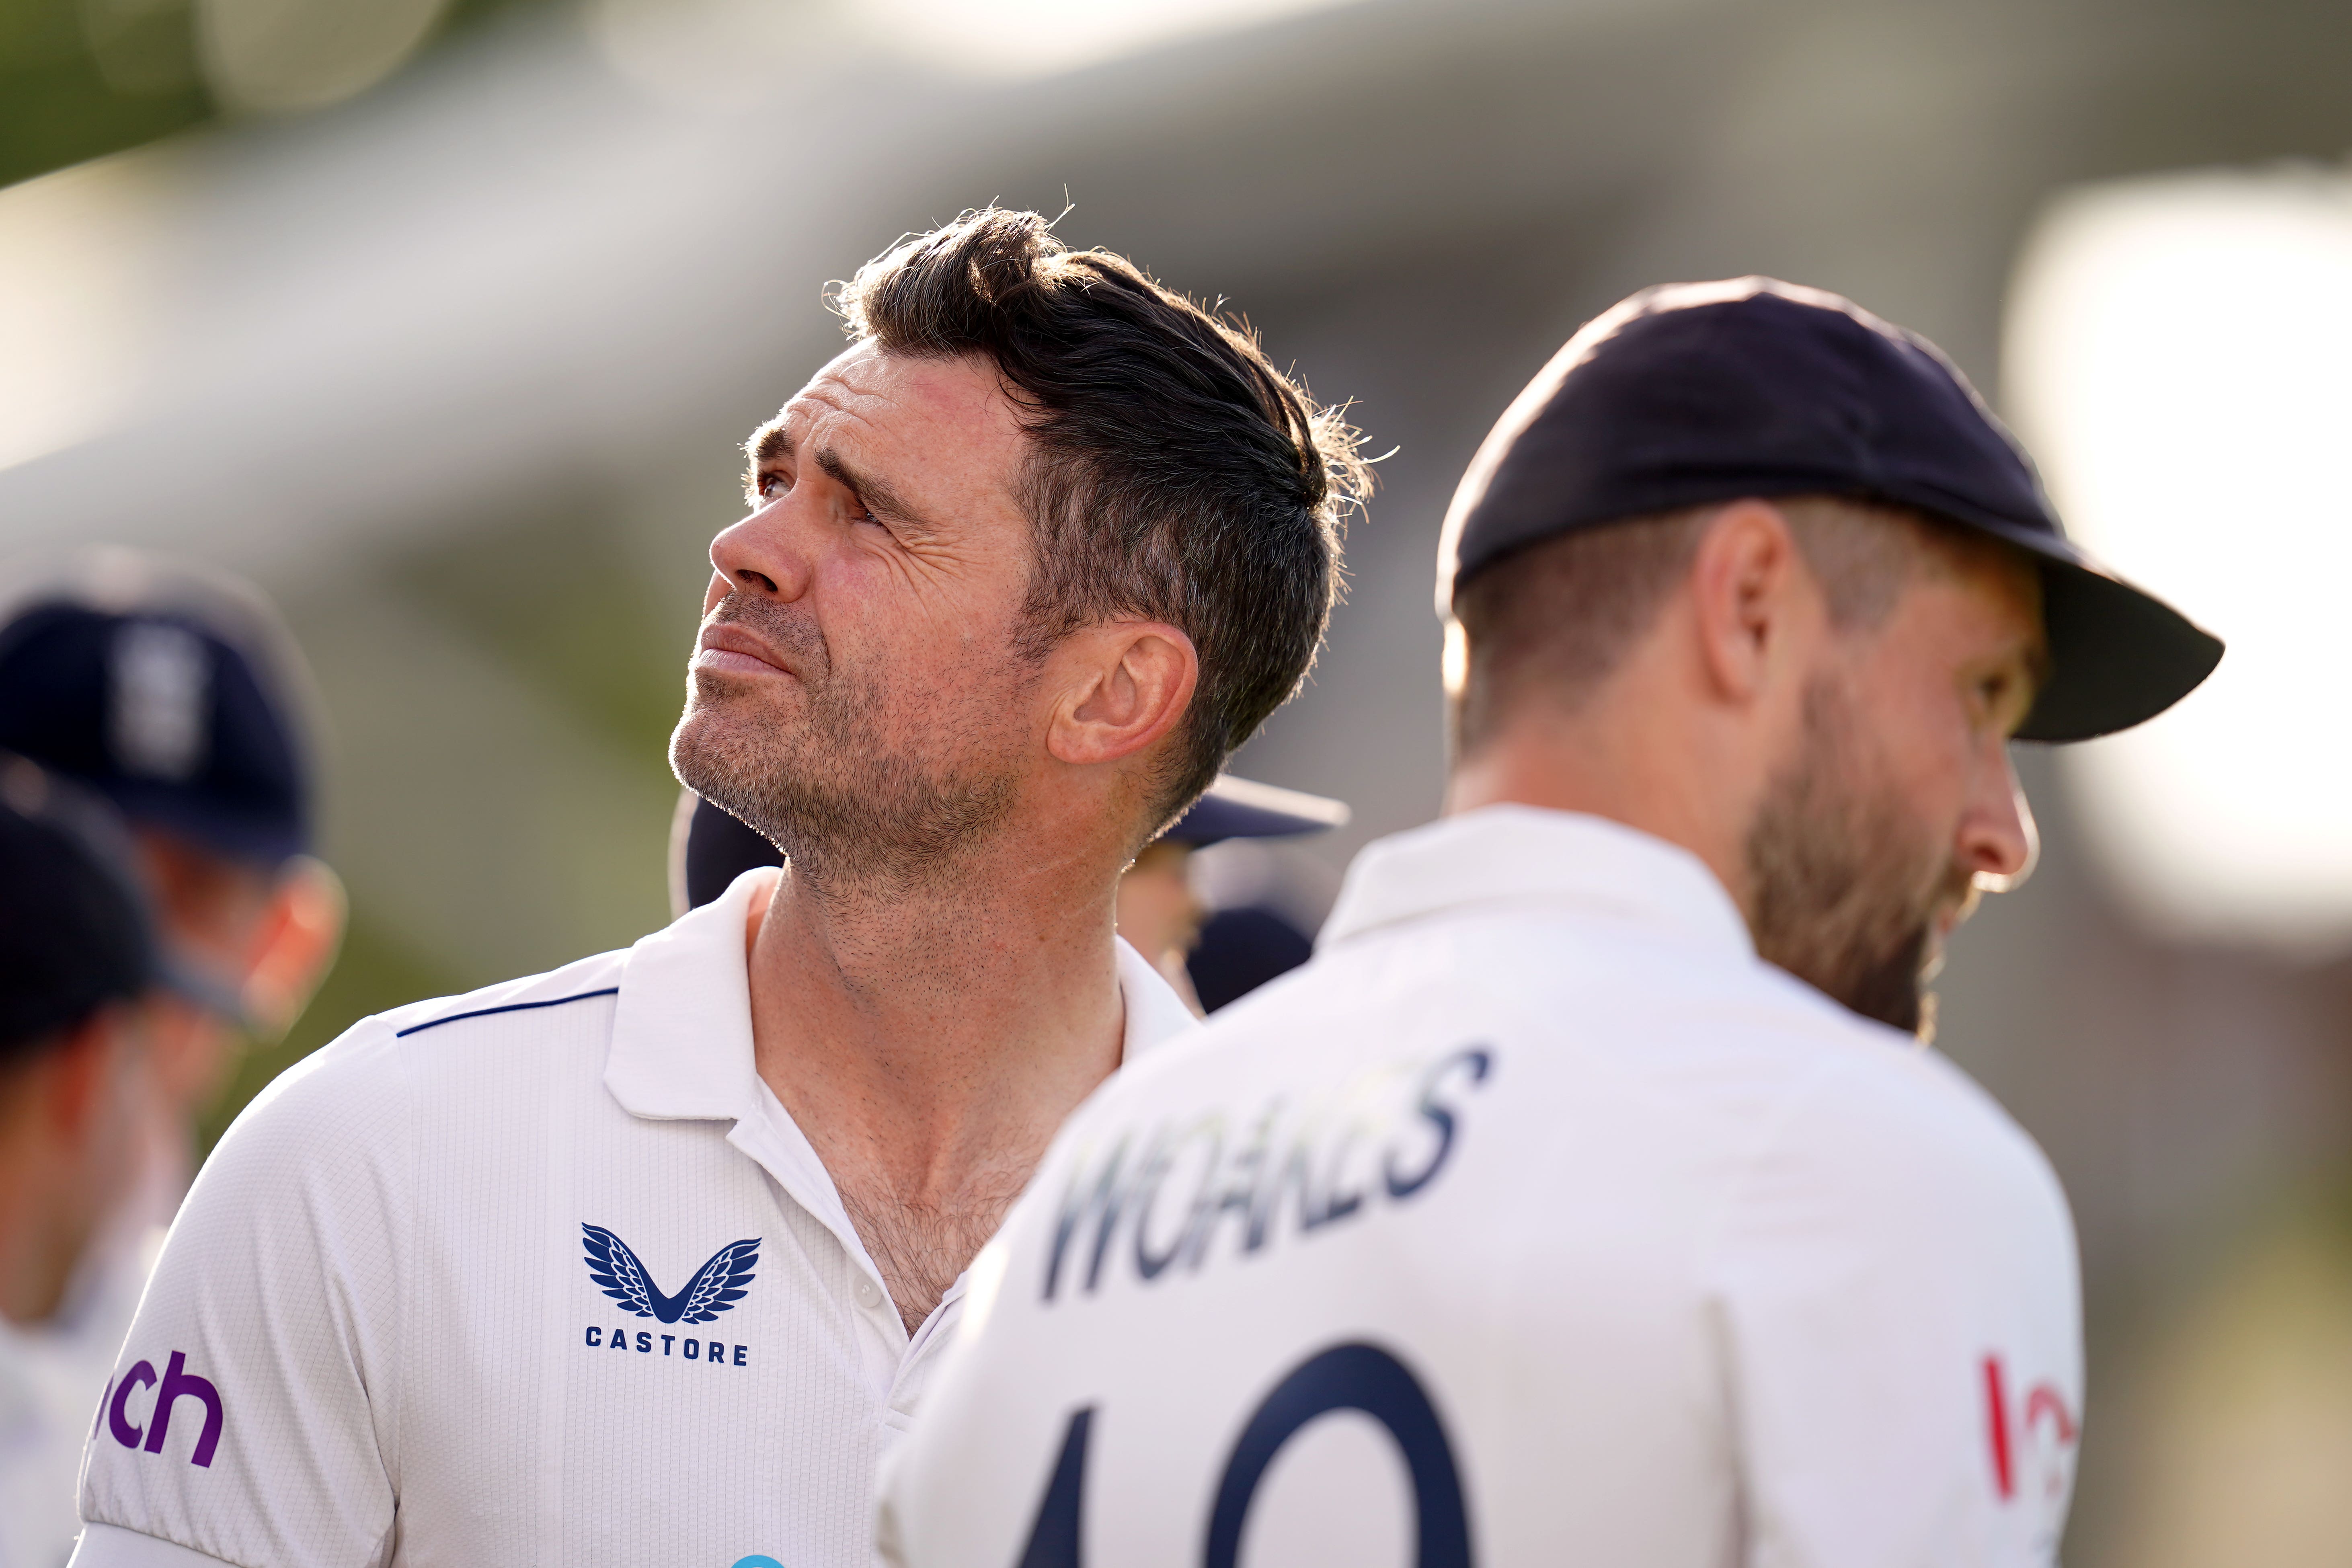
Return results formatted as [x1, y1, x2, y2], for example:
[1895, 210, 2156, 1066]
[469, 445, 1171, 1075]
[1008, 1347, 1469, 1567]
[1385, 1049, 1492, 1199]
[1043, 1046, 1494, 1301]
[1207, 1343, 1471, 1568]
[583, 1326, 753, 1369]
[1015, 1408, 1094, 1568]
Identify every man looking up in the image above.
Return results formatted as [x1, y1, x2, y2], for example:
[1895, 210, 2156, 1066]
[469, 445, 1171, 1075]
[74, 209, 1365, 1568]
[878, 279, 2221, 1567]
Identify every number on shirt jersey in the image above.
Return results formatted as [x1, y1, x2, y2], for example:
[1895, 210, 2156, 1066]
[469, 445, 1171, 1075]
[1015, 1341, 1471, 1568]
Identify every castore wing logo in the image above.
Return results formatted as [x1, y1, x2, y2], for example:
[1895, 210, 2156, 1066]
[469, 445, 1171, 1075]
[581, 1224, 759, 1324]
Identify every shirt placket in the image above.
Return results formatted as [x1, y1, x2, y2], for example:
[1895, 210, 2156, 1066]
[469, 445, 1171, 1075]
[724, 1086, 913, 1387]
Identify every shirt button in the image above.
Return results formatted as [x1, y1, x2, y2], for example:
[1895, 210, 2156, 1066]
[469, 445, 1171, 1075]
[855, 1276, 883, 1310]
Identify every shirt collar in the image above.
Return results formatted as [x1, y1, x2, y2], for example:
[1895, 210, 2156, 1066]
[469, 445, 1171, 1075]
[1114, 933, 1202, 1057]
[603, 868, 765, 1122]
[1320, 805, 1755, 960]
[605, 868, 1199, 1124]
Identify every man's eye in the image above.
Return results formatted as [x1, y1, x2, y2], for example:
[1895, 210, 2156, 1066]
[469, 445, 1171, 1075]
[1980, 671, 2034, 732]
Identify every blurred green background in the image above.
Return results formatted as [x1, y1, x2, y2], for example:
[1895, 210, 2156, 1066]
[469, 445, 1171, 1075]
[0, 0, 555, 191]
[0, 0, 660, 1154]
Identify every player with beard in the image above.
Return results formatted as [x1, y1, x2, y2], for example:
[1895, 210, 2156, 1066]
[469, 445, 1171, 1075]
[877, 279, 2223, 1567]
[71, 209, 1364, 1568]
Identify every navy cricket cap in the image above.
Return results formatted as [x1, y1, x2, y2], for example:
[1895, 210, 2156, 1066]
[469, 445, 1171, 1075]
[675, 793, 780, 915]
[1437, 277, 2224, 742]
[1160, 775, 1348, 848]
[0, 551, 320, 863]
[0, 753, 158, 1059]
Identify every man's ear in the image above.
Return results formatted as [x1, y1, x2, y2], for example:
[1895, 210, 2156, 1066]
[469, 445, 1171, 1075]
[242, 857, 347, 1040]
[1047, 622, 1199, 768]
[1688, 499, 1817, 705]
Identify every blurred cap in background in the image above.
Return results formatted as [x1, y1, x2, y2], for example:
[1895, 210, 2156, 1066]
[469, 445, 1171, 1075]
[0, 753, 166, 1059]
[1159, 773, 1349, 847]
[671, 790, 774, 918]
[0, 548, 322, 866]
[1144, 776, 1348, 1013]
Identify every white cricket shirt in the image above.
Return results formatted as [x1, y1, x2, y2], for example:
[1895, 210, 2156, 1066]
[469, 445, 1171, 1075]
[879, 807, 2085, 1568]
[72, 869, 1197, 1568]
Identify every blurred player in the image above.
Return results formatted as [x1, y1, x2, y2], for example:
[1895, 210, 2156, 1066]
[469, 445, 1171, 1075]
[877, 280, 2223, 1566]
[0, 758, 184, 1567]
[1110, 776, 1345, 1014]
[669, 774, 1346, 1016]
[73, 209, 1364, 1568]
[0, 550, 346, 1205]
[0, 555, 341, 1568]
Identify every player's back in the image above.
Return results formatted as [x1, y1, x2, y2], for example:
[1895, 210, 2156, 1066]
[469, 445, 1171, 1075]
[880, 806, 2082, 1568]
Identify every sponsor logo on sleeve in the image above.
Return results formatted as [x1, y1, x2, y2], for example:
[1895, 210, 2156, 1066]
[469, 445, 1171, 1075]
[103, 1351, 224, 1467]
[580, 1224, 760, 1367]
[1984, 1351, 2078, 1552]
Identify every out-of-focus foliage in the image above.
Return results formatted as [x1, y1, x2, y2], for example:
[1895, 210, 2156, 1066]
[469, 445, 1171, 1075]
[0, 0, 209, 191]
[392, 501, 699, 770]
[193, 502, 699, 1155]
[0, 0, 547, 193]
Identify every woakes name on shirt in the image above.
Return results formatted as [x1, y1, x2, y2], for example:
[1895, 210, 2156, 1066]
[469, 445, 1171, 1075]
[1043, 1044, 1492, 1302]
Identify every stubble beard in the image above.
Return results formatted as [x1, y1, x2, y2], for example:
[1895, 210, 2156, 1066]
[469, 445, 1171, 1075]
[1744, 676, 1969, 1038]
[669, 594, 1024, 901]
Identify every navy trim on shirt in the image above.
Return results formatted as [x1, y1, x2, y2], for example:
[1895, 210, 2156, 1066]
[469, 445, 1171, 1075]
[393, 987, 621, 1038]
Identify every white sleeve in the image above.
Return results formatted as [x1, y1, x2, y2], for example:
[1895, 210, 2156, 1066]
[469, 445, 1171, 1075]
[1708, 1054, 2083, 1568]
[76, 1020, 408, 1568]
[70, 1522, 239, 1566]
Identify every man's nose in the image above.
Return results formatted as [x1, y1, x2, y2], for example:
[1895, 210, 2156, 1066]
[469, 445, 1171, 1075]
[706, 498, 815, 610]
[1959, 745, 2039, 894]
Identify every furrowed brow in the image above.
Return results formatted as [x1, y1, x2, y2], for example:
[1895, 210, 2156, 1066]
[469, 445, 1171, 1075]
[750, 423, 793, 468]
[815, 447, 935, 534]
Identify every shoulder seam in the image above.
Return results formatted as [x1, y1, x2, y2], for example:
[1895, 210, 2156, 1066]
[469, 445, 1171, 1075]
[391, 986, 620, 1038]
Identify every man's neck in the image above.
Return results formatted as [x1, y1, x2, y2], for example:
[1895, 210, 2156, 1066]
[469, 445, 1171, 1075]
[741, 845, 1126, 1333]
[0, 1109, 80, 1328]
[1443, 705, 1761, 919]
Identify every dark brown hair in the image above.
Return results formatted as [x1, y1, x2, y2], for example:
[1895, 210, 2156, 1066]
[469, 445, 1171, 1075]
[833, 209, 1368, 831]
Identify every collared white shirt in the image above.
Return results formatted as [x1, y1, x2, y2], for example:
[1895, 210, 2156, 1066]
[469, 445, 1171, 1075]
[879, 807, 2085, 1568]
[72, 869, 1197, 1568]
